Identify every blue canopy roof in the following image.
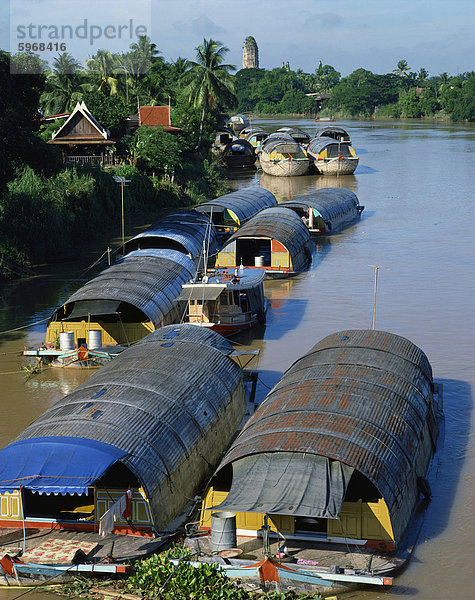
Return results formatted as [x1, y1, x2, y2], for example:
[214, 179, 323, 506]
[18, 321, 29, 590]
[0, 436, 126, 495]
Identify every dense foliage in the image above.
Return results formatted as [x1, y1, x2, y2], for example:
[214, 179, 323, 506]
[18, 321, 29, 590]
[235, 60, 474, 121]
[0, 38, 236, 278]
[126, 546, 322, 600]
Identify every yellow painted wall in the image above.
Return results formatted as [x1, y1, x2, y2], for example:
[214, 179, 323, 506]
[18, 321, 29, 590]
[0, 490, 23, 519]
[46, 320, 154, 347]
[328, 499, 394, 541]
[200, 489, 393, 541]
[271, 252, 290, 269]
[216, 252, 236, 268]
[95, 488, 152, 525]
[200, 488, 294, 534]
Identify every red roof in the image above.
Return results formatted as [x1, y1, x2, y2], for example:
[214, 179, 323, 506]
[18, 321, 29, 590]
[139, 106, 171, 127]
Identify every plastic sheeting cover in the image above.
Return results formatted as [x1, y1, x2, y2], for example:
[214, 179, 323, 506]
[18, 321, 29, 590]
[0, 436, 126, 494]
[213, 452, 353, 518]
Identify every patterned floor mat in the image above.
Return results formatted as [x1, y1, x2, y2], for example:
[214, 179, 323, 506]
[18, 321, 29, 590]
[20, 538, 97, 564]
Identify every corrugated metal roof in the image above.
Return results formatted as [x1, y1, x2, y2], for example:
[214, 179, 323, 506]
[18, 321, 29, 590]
[195, 189, 277, 225]
[276, 127, 311, 144]
[123, 210, 218, 259]
[219, 330, 436, 513]
[262, 134, 304, 155]
[14, 324, 243, 519]
[307, 136, 350, 157]
[221, 207, 311, 268]
[281, 188, 361, 224]
[315, 127, 351, 141]
[52, 249, 195, 326]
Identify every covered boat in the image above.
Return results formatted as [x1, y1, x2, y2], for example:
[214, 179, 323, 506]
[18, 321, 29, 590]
[215, 207, 313, 277]
[281, 187, 364, 236]
[202, 330, 441, 551]
[42, 249, 195, 354]
[306, 136, 359, 175]
[211, 129, 234, 159]
[1, 325, 247, 535]
[275, 126, 311, 146]
[259, 135, 310, 177]
[315, 126, 351, 143]
[227, 114, 250, 136]
[195, 189, 277, 240]
[221, 138, 256, 168]
[242, 127, 269, 152]
[123, 209, 218, 263]
[179, 268, 267, 336]
[239, 125, 265, 139]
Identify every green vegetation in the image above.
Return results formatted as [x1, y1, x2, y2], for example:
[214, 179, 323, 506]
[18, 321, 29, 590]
[235, 60, 475, 121]
[0, 37, 236, 279]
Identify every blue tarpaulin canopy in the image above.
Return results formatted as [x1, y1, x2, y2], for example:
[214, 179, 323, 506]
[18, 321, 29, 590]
[0, 436, 127, 495]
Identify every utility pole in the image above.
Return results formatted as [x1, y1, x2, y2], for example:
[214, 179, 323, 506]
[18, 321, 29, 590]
[113, 176, 131, 252]
[372, 265, 379, 330]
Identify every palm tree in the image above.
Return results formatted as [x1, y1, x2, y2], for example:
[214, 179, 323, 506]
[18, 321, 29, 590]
[52, 52, 81, 75]
[417, 67, 429, 83]
[40, 53, 86, 114]
[182, 39, 236, 149]
[393, 59, 411, 78]
[84, 50, 120, 95]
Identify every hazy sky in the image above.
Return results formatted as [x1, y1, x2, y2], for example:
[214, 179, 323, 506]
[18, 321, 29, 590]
[3, 0, 474, 76]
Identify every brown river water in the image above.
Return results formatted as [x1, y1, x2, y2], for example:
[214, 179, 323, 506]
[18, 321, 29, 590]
[0, 118, 473, 599]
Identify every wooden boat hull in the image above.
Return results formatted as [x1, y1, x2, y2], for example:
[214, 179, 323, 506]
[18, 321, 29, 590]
[312, 156, 359, 175]
[260, 157, 310, 177]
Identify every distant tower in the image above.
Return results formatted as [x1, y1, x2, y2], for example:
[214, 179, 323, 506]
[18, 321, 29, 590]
[242, 36, 259, 69]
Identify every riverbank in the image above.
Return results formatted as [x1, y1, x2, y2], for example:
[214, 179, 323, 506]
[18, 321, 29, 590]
[0, 161, 229, 281]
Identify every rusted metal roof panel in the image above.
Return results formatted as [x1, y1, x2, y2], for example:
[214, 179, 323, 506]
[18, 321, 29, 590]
[219, 329, 436, 512]
[53, 249, 195, 326]
[123, 210, 218, 259]
[195, 189, 277, 225]
[281, 188, 362, 224]
[14, 325, 243, 513]
[222, 207, 311, 261]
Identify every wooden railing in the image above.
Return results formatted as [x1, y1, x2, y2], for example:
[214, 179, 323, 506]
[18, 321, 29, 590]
[67, 155, 116, 166]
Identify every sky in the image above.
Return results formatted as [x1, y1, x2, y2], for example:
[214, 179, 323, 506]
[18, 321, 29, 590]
[2, 0, 474, 77]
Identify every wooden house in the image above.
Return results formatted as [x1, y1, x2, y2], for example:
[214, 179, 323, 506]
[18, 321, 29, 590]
[47, 102, 115, 166]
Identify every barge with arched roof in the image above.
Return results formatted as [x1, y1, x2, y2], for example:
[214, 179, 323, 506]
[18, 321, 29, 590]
[194, 330, 443, 595]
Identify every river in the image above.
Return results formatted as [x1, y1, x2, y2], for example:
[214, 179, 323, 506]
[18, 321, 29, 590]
[0, 118, 473, 599]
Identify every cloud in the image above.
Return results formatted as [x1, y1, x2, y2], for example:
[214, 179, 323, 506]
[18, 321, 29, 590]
[191, 15, 226, 37]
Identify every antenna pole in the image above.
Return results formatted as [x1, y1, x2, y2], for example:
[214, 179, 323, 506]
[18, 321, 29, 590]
[372, 265, 379, 330]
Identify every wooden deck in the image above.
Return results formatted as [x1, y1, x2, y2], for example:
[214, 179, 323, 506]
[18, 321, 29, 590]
[185, 534, 403, 575]
[0, 527, 174, 563]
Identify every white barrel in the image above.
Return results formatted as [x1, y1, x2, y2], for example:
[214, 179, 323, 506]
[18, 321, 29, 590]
[255, 255, 264, 267]
[59, 331, 75, 351]
[87, 330, 102, 350]
[211, 511, 237, 553]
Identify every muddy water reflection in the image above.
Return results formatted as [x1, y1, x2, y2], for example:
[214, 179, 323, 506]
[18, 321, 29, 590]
[0, 119, 474, 599]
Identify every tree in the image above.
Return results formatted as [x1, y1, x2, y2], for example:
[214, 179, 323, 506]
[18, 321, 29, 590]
[182, 39, 236, 149]
[393, 59, 411, 78]
[417, 67, 429, 85]
[315, 61, 341, 93]
[81, 91, 129, 133]
[52, 52, 81, 75]
[84, 50, 120, 95]
[129, 125, 181, 175]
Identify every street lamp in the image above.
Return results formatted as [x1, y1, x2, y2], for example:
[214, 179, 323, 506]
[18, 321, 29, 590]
[112, 175, 131, 251]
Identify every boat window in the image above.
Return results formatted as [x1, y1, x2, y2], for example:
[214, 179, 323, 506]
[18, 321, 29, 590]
[295, 516, 328, 534]
[221, 293, 228, 306]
